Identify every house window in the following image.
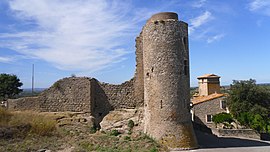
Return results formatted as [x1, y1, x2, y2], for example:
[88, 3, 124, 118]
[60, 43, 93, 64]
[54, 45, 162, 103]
[220, 100, 226, 109]
[206, 114, 213, 123]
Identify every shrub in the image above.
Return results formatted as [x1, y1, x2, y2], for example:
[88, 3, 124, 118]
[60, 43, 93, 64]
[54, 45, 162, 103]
[53, 81, 61, 90]
[127, 120, 135, 129]
[89, 126, 97, 134]
[212, 112, 234, 124]
[123, 136, 131, 141]
[110, 129, 120, 136]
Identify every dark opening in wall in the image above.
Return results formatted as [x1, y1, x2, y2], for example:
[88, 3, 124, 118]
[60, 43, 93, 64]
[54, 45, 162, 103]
[151, 67, 154, 72]
[183, 37, 188, 50]
[184, 60, 188, 75]
[146, 72, 149, 77]
[160, 100, 163, 109]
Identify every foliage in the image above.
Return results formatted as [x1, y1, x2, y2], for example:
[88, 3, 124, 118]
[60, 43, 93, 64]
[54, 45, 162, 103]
[0, 73, 23, 100]
[212, 112, 234, 124]
[127, 120, 135, 129]
[124, 136, 131, 141]
[53, 81, 61, 90]
[110, 129, 120, 136]
[227, 79, 270, 133]
[89, 126, 97, 134]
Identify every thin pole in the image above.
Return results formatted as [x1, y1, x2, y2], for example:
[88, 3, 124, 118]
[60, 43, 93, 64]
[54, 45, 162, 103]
[32, 64, 34, 94]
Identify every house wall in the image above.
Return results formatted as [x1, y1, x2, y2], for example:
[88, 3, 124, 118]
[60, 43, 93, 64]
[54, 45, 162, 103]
[198, 78, 221, 96]
[192, 97, 226, 128]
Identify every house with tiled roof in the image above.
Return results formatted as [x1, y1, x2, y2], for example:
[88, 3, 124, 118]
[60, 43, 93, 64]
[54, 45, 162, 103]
[191, 74, 228, 128]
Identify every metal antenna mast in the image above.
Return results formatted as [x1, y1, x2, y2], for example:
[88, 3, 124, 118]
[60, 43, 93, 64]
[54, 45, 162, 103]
[32, 64, 34, 94]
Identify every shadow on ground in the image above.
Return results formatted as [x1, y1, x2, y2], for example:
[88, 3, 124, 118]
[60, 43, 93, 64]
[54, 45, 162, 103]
[195, 130, 270, 149]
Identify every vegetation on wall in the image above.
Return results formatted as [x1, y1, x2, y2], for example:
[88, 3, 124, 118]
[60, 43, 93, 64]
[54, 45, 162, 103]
[227, 79, 270, 133]
[0, 73, 23, 100]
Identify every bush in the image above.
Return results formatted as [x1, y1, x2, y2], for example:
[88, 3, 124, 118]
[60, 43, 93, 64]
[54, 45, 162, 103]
[89, 126, 97, 134]
[212, 112, 234, 124]
[123, 136, 131, 141]
[127, 120, 134, 129]
[109, 129, 120, 136]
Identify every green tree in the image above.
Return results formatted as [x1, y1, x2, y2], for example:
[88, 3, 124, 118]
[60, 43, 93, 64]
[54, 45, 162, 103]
[212, 112, 234, 124]
[0, 73, 23, 100]
[227, 79, 270, 132]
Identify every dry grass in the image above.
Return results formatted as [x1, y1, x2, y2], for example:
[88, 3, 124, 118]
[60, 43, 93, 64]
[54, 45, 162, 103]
[0, 109, 162, 152]
[0, 109, 57, 136]
[0, 107, 12, 127]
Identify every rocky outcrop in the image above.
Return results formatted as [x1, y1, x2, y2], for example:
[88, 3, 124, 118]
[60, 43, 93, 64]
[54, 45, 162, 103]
[100, 108, 143, 133]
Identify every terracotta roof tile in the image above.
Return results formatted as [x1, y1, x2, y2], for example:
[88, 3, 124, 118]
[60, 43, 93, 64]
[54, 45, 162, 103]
[197, 74, 220, 79]
[192, 93, 225, 105]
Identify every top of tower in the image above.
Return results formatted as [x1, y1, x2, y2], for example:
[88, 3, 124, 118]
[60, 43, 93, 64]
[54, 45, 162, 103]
[197, 74, 220, 79]
[147, 12, 178, 23]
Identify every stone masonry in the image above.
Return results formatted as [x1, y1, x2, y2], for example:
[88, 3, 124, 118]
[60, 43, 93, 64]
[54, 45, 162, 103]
[8, 12, 198, 150]
[142, 12, 197, 150]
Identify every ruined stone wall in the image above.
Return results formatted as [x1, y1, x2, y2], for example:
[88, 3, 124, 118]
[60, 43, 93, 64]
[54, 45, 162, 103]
[142, 12, 197, 150]
[8, 76, 142, 114]
[8, 97, 40, 111]
[99, 78, 142, 109]
[39, 77, 92, 112]
[192, 97, 226, 128]
[134, 34, 144, 106]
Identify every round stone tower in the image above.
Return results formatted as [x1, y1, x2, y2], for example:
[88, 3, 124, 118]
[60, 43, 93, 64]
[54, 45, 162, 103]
[142, 12, 198, 150]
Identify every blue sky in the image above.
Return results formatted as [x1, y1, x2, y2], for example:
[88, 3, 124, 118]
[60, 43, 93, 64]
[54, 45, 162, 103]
[0, 0, 270, 88]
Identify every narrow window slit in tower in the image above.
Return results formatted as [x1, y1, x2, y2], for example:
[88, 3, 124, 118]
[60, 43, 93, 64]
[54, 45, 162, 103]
[184, 60, 188, 75]
[151, 67, 154, 73]
[160, 100, 163, 109]
[183, 37, 188, 50]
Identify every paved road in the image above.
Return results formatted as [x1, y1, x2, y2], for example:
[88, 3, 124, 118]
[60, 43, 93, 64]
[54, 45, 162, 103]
[172, 130, 270, 152]
[187, 146, 270, 152]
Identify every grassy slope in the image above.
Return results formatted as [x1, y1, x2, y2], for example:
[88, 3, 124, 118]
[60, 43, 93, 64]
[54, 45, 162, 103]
[0, 109, 162, 152]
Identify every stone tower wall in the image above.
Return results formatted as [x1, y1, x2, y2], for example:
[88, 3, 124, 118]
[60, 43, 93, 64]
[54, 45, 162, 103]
[142, 12, 197, 150]
[134, 34, 144, 106]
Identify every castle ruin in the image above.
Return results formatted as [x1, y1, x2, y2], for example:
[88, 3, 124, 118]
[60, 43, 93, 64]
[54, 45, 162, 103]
[8, 12, 198, 150]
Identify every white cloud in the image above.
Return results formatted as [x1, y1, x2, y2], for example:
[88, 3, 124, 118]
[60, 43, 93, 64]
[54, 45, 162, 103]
[0, 0, 141, 72]
[189, 11, 213, 34]
[188, 11, 225, 43]
[0, 56, 14, 63]
[249, 0, 270, 15]
[207, 34, 225, 43]
[192, 0, 207, 8]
